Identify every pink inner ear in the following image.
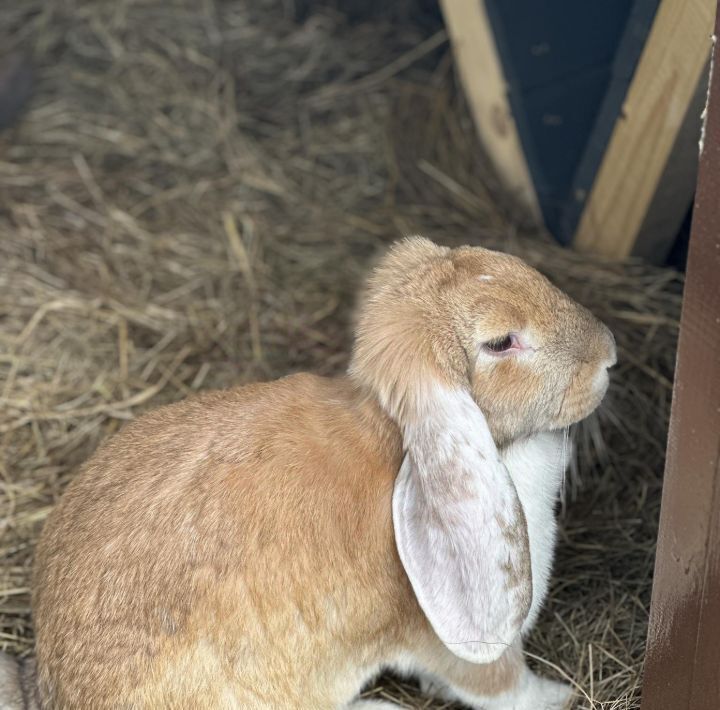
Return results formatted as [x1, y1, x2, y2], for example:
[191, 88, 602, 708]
[392, 387, 532, 664]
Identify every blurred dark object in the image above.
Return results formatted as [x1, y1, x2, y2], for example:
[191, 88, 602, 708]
[664, 206, 693, 272]
[0, 53, 33, 131]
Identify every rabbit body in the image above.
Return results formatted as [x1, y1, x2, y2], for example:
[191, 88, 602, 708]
[33, 375, 408, 708]
[30, 374, 568, 709]
[20, 238, 616, 709]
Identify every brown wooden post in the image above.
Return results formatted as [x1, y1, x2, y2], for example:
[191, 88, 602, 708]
[640, 7, 720, 710]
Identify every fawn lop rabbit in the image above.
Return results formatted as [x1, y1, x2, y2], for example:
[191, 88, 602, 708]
[2, 237, 616, 709]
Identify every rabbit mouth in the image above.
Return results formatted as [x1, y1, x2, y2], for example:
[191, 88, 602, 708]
[554, 378, 609, 429]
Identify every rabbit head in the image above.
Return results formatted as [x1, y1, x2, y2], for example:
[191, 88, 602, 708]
[349, 237, 615, 665]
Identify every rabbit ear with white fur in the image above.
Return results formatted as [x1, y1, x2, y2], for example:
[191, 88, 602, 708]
[392, 385, 531, 664]
[350, 237, 532, 664]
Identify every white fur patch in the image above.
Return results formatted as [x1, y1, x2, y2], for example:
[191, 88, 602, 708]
[501, 432, 570, 632]
[458, 667, 572, 710]
[0, 652, 23, 710]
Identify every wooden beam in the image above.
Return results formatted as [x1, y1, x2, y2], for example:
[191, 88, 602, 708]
[573, 0, 715, 259]
[631, 64, 708, 263]
[640, 18, 720, 710]
[439, 0, 540, 220]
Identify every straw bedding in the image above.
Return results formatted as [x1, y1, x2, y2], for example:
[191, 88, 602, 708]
[0, 1, 682, 707]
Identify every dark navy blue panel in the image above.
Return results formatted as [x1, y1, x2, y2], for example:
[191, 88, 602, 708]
[557, 0, 660, 242]
[483, 0, 659, 243]
[522, 66, 613, 232]
[487, 1, 632, 92]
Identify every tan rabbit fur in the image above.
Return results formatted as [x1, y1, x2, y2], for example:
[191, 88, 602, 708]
[22, 237, 615, 709]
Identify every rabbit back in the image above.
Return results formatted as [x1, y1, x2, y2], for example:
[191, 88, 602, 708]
[32, 374, 416, 708]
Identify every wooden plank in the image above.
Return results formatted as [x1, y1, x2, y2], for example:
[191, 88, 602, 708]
[573, 0, 715, 258]
[640, 19, 720, 710]
[632, 65, 708, 263]
[439, 0, 541, 219]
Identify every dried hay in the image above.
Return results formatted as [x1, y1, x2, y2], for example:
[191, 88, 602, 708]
[0, 2, 682, 707]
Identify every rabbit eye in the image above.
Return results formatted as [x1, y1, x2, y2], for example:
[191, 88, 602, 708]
[484, 334, 516, 354]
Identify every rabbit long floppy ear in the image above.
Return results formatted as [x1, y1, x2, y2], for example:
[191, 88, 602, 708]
[392, 385, 532, 664]
[349, 238, 532, 664]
